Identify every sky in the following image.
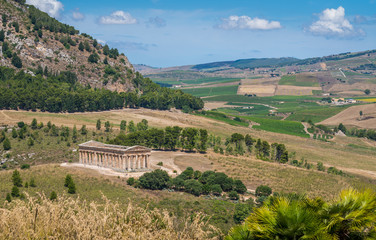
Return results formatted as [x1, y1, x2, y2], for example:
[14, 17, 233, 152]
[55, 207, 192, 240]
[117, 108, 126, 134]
[25, 0, 376, 67]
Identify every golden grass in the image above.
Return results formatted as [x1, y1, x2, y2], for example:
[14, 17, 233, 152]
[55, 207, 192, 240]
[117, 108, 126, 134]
[356, 98, 376, 102]
[0, 193, 217, 239]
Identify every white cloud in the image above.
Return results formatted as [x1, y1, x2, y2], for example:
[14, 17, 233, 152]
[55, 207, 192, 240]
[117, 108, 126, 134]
[99, 11, 137, 25]
[218, 15, 282, 30]
[26, 0, 63, 18]
[308, 6, 364, 38]
[72, 8, 84, 21]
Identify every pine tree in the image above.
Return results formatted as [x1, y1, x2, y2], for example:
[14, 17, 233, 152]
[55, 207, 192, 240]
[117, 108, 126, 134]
[68, 181, 76, 194]
[96, 119, 101, 130]
[11, 186, 20, 197]
[78, 42, 84, 51]
[3, 138, 11, 150]
[6, 193, 11, 202]
[11, 53, 22, 68]
[12, 170, 22, 187]
[64, 174, 73, 187]
[105, 121, 111, 132]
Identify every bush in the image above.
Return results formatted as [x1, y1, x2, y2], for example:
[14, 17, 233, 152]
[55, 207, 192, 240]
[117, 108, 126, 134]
[139, 170, 170, 190]
[50, 191, 57, 201]
[127, 177, 135, 186]
[20, 164, 30, 169]
[256, 185, 272, 197]
[157, 162, 163, 166]
[317, 162, 325, 172]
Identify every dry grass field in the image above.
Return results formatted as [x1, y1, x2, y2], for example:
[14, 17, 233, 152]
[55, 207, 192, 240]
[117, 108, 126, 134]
[275, 85, 322, 96]
[319, 103, 376, 129]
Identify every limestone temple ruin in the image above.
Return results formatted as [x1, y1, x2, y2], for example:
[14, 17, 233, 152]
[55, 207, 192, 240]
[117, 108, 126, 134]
[78, 141, 152, 172]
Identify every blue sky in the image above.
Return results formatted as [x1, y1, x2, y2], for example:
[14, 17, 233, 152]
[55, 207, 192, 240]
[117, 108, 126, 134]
[26, 0, 376, 67]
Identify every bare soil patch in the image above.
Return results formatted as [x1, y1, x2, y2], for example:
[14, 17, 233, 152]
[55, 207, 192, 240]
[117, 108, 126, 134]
[204, 101, 241, 110]
[237, 85, 276, 96]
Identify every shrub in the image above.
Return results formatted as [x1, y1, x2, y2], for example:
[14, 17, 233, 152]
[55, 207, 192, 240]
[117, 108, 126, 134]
[228, 191, 240, 200]
[157, 162, 163, 166]
[256, 185, 272, 197]
[233, 203, 252, 224]
[29, 178, 36, 187]
[20, 164, 30, 169]
[139, 170, 170, 190]
[127, 177, 135, 186]
[317, 162, 325, 172]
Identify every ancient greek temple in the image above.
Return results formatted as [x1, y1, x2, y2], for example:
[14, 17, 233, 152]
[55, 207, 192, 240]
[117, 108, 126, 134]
[78, 141, 151, 172]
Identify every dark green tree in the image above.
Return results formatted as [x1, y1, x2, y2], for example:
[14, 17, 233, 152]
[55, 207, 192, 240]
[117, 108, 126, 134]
[256, 185, 272, 197]
[68, 181, 76, 194]
[365, 89, 371, 95]
[139, 170, 170, 190]
[127, 177, 135, 186]
[127, 121, 136, 133]
[0, 30, 4, 42]
[183, 179, 203, 196]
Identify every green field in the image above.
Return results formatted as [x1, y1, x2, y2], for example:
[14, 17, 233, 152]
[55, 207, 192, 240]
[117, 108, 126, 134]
[241, 116, 309, 138]
[182, 85, 238, 97]
[278, 75, 319, 87]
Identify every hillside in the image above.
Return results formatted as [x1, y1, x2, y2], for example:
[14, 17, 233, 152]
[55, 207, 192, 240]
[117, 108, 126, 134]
[0, 0, 203, 112]
[0, 0, 136, 92]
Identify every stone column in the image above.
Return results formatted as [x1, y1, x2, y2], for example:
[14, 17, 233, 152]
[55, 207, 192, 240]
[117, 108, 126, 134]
[104, 153, 108, 167]
[126, 156, 130, 171]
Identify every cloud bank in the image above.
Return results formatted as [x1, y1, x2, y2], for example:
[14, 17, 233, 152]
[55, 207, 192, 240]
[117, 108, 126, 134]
[26, 0, 63, 18]
[308, 6, 364, 38]
[218, 15, 282, 30]
[99, 11, 137, 25]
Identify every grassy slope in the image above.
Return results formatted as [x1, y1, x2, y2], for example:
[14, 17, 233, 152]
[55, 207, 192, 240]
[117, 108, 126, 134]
[0, 164, 237, 233]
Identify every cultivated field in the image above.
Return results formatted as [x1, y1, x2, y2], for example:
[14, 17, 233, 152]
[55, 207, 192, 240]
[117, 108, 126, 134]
[319, 103, 376, 128]
[237, 85, 276, 96]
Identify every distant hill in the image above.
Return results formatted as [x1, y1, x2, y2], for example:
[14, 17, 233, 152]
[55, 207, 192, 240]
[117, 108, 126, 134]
[192, 57, 300, 71]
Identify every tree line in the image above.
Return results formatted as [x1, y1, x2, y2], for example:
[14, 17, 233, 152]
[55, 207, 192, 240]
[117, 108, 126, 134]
[0, 66, 204, 112]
